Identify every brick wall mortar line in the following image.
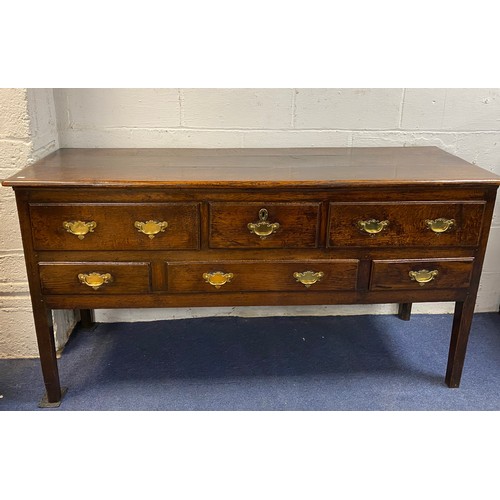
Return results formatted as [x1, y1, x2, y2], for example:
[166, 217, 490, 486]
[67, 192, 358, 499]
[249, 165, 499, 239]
[178, 89, 185, 127]
[61, 126, 500, 134]
[291, 89, 297, 128]
[398, 88, 406, 129]
[0, 137, 32, 143]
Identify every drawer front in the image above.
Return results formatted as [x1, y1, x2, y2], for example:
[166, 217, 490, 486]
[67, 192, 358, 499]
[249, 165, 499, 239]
[328, 202, 485, 247]
[39, 262, 151, 294]
[166, 259, 359, 293]
[209, 202, 321, 248]
[369, 258, 474, 291]
[30, 203, 200, 250]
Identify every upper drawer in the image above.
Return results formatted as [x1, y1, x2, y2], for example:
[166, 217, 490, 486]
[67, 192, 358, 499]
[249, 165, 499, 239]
[30, 203, 200, 250]
[328, 201, 485, 247]
[209, 202, 321, 248]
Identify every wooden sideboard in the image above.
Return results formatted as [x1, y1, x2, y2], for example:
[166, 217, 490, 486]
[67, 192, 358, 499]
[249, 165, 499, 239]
[3, 147, 500, 407]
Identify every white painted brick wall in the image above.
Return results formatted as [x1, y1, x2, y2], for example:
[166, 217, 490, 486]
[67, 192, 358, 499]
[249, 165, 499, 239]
[0, 89, 36, 357]
[294, 88, 403, 130]
[402, 89, 500, 130]
[182, 89, 293, 129]
[0, 304, 39, 359]
[28, 88, 60, 155]
[0, 88, 30, 138]
[3, 89, 499, 356]
[0, 89, 75, 358]
[56, 88, 181, 130]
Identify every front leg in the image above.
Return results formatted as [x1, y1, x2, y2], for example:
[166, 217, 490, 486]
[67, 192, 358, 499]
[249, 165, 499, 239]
[32, 301, 65, 407]
[445, 298, 475, 388]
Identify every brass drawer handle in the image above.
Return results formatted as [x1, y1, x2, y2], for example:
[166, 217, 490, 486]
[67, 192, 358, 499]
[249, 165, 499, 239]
[425, 218, 455, 233]
[293, 271, 324, 288]
[247, 208, 280, 239]
[203, 271, 234, 289]
[78, 272, 113, 290]
[134, 220, 168, 239]
[409, 269, 439, 286]
[357, 219, 389, 234]
[63, 220, 97, 239]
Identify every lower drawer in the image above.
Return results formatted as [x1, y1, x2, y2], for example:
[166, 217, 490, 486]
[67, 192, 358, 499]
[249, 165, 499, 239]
[166, 260, 359, 293]
[369, 258, 474, 291]
[39, 262, 151, 294]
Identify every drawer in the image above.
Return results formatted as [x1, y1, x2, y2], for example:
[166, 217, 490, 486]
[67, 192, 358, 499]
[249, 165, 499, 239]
[209, 202, 321, 248]
[328, 201, 485, 247]
[369, 258, 474, 291]
[30, 203, 200, 250]
[39, 262, 151, 294]
[166, 259, 359, 293]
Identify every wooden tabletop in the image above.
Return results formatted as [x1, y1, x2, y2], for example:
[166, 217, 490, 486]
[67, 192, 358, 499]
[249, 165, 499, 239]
[3, 147, 500, 188]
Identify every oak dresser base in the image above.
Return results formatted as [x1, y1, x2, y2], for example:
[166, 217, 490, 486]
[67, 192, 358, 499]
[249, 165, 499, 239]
[3, 146, 499, 406]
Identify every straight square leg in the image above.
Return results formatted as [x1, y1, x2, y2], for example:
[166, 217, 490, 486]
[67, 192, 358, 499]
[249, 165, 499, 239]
[445, 298, 475, 388]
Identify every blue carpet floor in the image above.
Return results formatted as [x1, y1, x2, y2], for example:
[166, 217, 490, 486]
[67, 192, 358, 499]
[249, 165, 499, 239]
[1, 313, 499, 410]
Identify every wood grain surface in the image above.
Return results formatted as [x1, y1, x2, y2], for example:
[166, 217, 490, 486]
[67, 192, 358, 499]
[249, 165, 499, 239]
[3, 147, 500, 188]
